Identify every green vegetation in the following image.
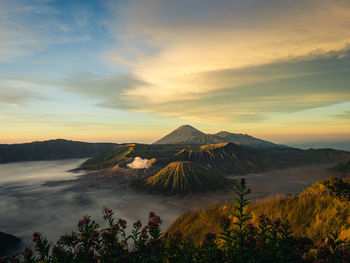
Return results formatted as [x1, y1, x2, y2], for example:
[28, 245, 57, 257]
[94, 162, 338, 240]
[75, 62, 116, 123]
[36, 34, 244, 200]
[81, 144, 135, 170]
[133, 161, 233, 195]
[80, 144, 192, 170]
[3, 179, 350, 262]
[167, 177, 350, 246]
[200, 143, 228, 151]
[79, 139, 350, 176]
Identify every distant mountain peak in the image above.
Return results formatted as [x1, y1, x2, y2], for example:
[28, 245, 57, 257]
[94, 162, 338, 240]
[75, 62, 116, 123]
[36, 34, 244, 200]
[153, 125, 204, 145]
[153, 125, 282, 148]
[175, 125, 202, 132]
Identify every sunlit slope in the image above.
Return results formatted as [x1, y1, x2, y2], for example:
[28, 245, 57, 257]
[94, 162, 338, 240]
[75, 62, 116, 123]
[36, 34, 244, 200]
[80, 141, 350, 174]
[80, 144, 190, 170]
[81, 144, 134, 170]
[133, 161, 233, 194]
[167, 177, 350, 245]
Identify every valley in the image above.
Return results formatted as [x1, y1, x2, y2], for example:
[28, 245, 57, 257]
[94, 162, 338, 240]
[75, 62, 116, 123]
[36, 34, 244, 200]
[0, 158, 341, 249]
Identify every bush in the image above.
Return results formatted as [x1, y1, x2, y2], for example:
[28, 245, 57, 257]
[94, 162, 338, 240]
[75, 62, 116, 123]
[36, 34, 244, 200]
[1, 179, 349, 263]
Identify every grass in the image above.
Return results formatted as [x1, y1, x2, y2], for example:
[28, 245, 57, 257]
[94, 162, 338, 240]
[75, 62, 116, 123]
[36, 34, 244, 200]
[167, 176, 350, 245]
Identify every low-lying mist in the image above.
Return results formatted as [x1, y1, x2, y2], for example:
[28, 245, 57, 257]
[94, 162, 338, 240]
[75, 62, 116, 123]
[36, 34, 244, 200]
[0, 159, 337, 247]
[0, 159, 212, 245]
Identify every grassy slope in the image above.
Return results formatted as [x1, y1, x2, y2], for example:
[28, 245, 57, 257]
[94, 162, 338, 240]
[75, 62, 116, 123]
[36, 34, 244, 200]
[167, 177, 350, 245]
[80, 144, 194, 170]
[134, 161, 233, 194]
[81, 144, 134, 170]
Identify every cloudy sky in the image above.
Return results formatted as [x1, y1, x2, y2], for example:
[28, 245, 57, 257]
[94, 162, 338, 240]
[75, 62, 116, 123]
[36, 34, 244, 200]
[1, 0, 349, 145]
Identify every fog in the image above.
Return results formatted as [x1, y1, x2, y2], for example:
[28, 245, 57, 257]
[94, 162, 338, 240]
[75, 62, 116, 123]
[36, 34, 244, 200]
[0, 159, 337, 248]
[0, 159, 220, 246]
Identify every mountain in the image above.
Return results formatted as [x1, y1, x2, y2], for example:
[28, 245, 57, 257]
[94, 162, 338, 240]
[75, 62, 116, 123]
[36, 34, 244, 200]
[80, 143, 189, 170]
[132, 161, 233, 195]
[214, 131, 279, 148]
[153, 125, 283, 148]
[153, 125, 205, 145]
[0, 231, 24, 257]
[176, 142, 350, 174]
[81, 142, 350, 176]
[0, 139, 116, 163]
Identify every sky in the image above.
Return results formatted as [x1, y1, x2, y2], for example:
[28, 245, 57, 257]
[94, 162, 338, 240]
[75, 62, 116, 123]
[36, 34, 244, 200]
[0, 0, 349, 147]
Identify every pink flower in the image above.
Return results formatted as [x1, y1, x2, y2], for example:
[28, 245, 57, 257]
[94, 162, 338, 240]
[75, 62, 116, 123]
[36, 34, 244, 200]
[245, 223, 256, 231]
[78, 219, 85, 228]
[272, 217, 281, 228]
[220, 214, 231, 229]
[133, 220, 142, 228]
[32, 232, 40, 242]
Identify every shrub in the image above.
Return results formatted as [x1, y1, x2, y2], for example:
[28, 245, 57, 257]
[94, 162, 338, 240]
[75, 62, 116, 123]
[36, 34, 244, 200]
[1, 179, 350, 263]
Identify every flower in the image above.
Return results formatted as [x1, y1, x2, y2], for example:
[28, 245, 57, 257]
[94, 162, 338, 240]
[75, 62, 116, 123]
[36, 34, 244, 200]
[220, 214, 231, 229]
[32, 232, 41, 242]
[245, 223, 256, 231]
[118, 219, 127, 229]
[133, 220, 142, 228]
[78, 219, 85, 228]
[272, 217, 281, 228]
[258, 214, 270, 225]
[149, 211, 156, 219]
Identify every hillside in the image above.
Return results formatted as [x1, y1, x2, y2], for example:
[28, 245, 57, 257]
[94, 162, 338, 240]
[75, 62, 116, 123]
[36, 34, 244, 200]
[80, 143, 190, 170]
[176, 142, 350, 174]
[0, 231, 23, 257]
[153, 125, 282, 148]
[167, 176, 350, 245]
[132, 161, 233, 194]
[0, 139, 116, 163]
[81, 142, 350, 177]
[332, 160, 350, 176]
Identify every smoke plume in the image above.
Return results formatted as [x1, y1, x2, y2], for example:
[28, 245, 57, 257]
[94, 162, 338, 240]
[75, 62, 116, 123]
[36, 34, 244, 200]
[127, 157, 151, 169]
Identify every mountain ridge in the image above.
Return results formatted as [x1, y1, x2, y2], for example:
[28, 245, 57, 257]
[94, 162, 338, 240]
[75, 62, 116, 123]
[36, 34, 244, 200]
[153, 125, 283, 148]
[0, 139, 116, 163]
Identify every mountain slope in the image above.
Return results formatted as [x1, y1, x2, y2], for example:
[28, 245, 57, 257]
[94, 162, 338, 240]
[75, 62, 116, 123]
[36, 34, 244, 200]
[214, 131, 279, 148]
[81, 142, 350, 176]
[133, 161, 233, 194]
[167, 176, 350, 245]
[0, 231, 24, 256]
[79, 144, 189, 170]
[153, 125, 205, 144]
[175, 143, 350, 174]
[0, 139, 116, 163]
[153, 125, 282, 148]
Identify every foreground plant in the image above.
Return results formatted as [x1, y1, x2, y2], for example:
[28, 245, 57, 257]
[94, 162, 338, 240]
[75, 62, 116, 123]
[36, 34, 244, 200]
[1, 179, 350, 263]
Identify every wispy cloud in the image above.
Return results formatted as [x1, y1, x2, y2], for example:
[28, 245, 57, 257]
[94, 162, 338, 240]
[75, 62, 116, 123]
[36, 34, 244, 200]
[99, 0, 350, 122]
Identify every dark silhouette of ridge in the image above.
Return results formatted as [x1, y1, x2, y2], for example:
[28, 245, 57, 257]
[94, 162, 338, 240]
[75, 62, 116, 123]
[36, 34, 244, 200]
[0, 139, 116, 163]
